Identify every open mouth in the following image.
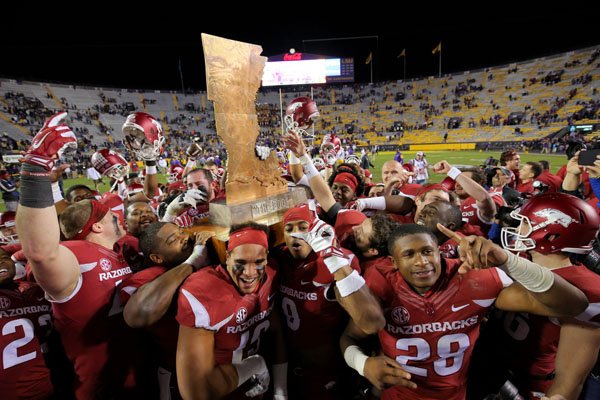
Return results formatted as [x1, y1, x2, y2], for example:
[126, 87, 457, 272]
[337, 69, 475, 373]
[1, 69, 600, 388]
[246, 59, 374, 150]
[416, 218, 426, 226]
[412, 268, 434, 279]
[0, 268, 9, 276]
[239, 276, 258, 291]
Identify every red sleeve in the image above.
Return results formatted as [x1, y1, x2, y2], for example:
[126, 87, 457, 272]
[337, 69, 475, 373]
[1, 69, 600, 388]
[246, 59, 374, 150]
[364, 265, 394, 305]
[119, 266, 167, 304]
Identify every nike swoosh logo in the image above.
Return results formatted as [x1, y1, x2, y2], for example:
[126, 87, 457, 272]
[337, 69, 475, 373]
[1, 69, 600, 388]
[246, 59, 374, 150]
[300, 280, 312, 285]
[451, 304, 469, 312]
[37, 297, 46, 302]
[267, 292, 277, 301]
[31, 131, 52, 149]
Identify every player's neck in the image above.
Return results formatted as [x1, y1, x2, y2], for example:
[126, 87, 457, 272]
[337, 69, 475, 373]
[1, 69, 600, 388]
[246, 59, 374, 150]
[530, 251, 572, 269]
[86, 234, 117, 251]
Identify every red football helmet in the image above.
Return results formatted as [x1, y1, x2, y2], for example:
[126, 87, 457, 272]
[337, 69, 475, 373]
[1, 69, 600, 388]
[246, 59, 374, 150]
[0, 212, 18, 245]
[91, 148, 129, 180]
[312, 156, 326, 171]
[122, 112, 165, 160]
[168, 166, 184, 183]
[502, 192, 600, 254]
[320, 133, 341, 155]
[284, 97, 319, 136]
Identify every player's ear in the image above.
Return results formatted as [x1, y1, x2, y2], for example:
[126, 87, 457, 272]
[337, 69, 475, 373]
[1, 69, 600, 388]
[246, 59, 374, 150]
[149, 253, 163, 264]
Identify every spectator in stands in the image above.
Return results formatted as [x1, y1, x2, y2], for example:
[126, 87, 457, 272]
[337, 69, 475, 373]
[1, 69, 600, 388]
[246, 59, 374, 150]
[0, 170, 19, 211]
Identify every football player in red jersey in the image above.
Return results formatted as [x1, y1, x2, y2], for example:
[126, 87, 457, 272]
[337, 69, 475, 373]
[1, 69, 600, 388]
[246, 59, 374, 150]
[16, 112, 139, 399]
[120, 222, 215, 399]
[488, 192, 600, 399]
[272, 204, 384, 399]
[340, 223, 587, 400]
[0, 246, 53, 399]
[176, 222, 288, 399]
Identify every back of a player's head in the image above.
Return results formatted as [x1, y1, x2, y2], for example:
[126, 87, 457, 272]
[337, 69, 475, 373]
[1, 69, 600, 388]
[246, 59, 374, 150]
[369, 214, 400, 256]
[59, 200, 93, 239]
[539, 160, 550, 171]
[388, 224, 438, 255]
[525, 161, 543, 178]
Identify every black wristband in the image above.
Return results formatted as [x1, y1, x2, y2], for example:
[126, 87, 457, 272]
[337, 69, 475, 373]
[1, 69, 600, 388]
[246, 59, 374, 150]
[145, 160, 157, 166]
[19, 164, 53, 208]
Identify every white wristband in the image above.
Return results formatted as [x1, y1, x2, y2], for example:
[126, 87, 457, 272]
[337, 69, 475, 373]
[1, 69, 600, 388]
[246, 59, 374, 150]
[233, 355, 266, 387]
[500, 250, 555, 293]
[323, 255, 348, 274]
[300, 154, 320, 180]
[272, 362, 288, 397]
[51, 181, 63, 203]
[183, 245, 208, 269]
[344, 345, 368, 376]
[358, 196, 386, 210]
[447, 167, 462, 180]
[336, 270, 366, 297]
[146, 165, 157, 175]
[288, 153, 301, 165]
[296, 175, 310, 187]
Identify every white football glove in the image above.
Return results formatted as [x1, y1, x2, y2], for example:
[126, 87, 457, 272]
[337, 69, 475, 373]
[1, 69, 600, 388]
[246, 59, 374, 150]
[255, 145, 271, 161]
[290, 219, 336, 252]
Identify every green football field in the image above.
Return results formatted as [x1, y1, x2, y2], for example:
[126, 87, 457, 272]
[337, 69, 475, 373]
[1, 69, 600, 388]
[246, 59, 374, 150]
[3, 150, 567, 212]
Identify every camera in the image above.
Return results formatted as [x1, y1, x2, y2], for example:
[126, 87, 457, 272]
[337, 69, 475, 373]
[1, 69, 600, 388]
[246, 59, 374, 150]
[483, 380, 524, 400]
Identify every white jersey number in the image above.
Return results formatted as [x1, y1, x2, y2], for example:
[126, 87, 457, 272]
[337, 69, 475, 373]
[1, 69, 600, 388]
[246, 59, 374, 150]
[396, 333, 470, 377]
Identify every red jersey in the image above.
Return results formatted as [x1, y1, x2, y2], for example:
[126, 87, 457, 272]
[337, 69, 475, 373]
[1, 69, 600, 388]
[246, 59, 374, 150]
[365, 258, 512, 400]
[120, 266, 179, 371]
[177, 265, 278, 365]
[490, 265, 600, 396]
[274, 249, 360, 350]
[51, 240, 135, 399]
[0, 281, 53, 400]
[460, 194, 505, 233]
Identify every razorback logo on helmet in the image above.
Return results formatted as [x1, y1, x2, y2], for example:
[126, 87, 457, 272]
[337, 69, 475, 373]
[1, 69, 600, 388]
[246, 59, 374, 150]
[284, 97, 319, 135]
[122, 112, 165, 160]
[91, 148, 129, 180]
[533, 208, 578, 229]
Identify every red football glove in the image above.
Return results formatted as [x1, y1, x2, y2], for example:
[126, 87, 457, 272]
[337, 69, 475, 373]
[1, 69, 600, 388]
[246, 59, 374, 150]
[23, 112, 77, 170]
[175, 213, 196, 228]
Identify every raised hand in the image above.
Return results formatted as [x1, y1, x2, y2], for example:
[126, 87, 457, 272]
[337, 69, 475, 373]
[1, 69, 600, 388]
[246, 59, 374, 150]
[290, 219, 336, 253]
[24, 112, 76, 170]
[432, 160, 452, 174]
[437, 223, 508, 272]
[281, 129, 307, 157]
[363, 355, 416, 391]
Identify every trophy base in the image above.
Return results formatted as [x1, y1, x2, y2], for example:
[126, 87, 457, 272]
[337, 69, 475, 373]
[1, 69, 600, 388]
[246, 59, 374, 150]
[209, 186, 307, 228]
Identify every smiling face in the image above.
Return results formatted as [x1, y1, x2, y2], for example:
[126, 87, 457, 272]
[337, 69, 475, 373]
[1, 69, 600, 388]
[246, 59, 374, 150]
[390, 233, 441, 295]
[284, 220, 313, 260]
[126, 202, 158, 236]
[331, 182, 356, 206]
[0, 250, 16, 287]
[226, 244, 268, 294]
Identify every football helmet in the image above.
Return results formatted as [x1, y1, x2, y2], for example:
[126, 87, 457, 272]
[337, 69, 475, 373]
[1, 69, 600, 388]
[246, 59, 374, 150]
[0, 212, 18, 245]
[168, 166, 184, 183]
[91, 148, 129, 180]
[122, 112, 165, 160]
[320, 133, 341, 155]
[501, 192, 600, 254]
[284, 97, 319, 137]
[312, 156, 326, 171]
[344, 154, 361, 165]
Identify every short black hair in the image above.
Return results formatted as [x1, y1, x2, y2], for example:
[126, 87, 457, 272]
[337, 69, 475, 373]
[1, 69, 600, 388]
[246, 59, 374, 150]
[328, 163, 365, 197]
[525, 161, 543, 179]
[539, 160, 550, 171]
[65, 184, 93, 202]
[369, 214, 400, 256]
[138, 221, 168, 264]
[388, 224, 438, 255]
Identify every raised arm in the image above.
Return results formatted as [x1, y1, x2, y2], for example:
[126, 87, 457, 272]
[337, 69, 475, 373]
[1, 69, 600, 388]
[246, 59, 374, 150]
[123, 232, 214, 328]
[433, 160, 496, 222]
[437, 223, 588, 317]
[283, 130, 336, 212]
[16, 112, 80, 299]
[292, 219, 385, 334]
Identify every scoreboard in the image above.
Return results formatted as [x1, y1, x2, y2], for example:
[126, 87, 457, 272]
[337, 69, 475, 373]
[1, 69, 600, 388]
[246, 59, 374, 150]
[262, 53, 354, 87]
